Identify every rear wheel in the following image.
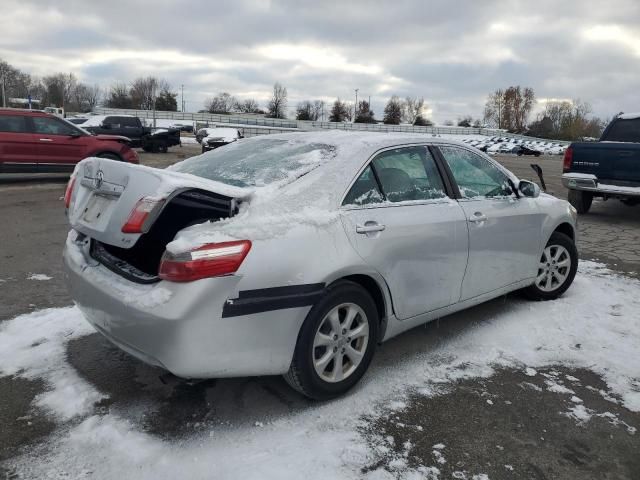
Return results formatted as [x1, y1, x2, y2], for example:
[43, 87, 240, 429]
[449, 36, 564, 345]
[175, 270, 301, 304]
[284, 281, 378, 400]
[568, 189, 593, 214]
[97, 152, 122, 161]
[621, 198, 640, 206]
[522, 232, 578, 300]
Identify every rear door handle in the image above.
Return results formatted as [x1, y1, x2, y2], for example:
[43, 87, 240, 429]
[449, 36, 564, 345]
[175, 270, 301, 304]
[356, 222, 386, 234]
[468, 212, 488, 224]
[39, 138, 53, 142]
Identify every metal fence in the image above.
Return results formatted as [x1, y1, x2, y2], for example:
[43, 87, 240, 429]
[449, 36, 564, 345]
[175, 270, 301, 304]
[92, 107, 569, 145]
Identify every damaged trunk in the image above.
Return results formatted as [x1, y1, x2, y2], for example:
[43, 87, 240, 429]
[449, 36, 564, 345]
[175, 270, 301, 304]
[92, 189, 238, 283]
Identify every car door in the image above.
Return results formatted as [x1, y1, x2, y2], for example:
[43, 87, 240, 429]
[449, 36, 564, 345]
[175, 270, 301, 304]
[32, 115, 87, 171]
[437, 145, 543, 301]
[0, 114, 40, 172]
[341, 145, 469, 320]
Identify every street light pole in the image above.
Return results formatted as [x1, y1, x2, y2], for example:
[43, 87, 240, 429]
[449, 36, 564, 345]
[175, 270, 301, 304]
[181, 84, 184, 112]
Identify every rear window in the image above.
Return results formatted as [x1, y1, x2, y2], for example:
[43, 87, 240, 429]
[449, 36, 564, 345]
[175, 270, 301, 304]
[0, 115, 28, 133]
[171, 138, 336, 187]
[602, 118, 640, 143]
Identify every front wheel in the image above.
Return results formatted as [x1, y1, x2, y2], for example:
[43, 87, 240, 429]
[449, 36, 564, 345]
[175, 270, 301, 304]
[97, 152, 122, 161]
[522, 232, 578, 300]
[284, 281, 378, 400]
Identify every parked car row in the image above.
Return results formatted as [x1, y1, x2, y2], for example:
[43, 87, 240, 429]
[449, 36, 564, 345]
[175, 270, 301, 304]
[460, 137, 567, 156]
[195, 127, 244, 153]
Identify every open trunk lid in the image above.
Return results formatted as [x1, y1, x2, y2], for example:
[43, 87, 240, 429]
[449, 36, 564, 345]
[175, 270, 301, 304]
[67, 157, 252, 249]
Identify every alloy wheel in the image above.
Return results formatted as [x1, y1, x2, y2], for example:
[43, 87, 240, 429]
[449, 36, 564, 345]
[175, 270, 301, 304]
[536, 245, 571, 292]
[312, 303, 370, 383]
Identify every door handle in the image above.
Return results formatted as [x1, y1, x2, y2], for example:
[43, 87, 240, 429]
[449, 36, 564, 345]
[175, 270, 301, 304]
[356, 222, 386, 234]
[39, 138, 53, 142]
[468, 212, 488, 224]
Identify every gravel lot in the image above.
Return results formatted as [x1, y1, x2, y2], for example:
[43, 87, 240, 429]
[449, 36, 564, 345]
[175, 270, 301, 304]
[1, 145, 638, 478]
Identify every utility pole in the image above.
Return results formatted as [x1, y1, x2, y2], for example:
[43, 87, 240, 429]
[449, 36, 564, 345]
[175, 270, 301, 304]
[1, 75, 5, 108]
[181, 84, 185, 112]
[321, 101, 324, 122]
[152, 82, 157, 128]
[354, 89, 359, 123]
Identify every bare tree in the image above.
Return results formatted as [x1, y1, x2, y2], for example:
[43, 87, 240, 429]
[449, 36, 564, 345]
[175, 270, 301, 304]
[41, 73, 76, 108]
[72, 83, 101, 112]
[129, 77, 162, 110]
[296, 100, 318, 120]
[206, 92, 237, 114]
[484, 86, 535, 131]
[234, 98, 260, 113]
[104, 83, 132, 109]
[383, 96, 403, 124]
[529, 99, 603, 140]
[457, 116, 473, 127]
[267, 82, 287, 119]
[403, 96, 426, 124]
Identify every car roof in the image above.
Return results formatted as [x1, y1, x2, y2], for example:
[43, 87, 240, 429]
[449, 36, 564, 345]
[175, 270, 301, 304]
[0, 108, 52, 117]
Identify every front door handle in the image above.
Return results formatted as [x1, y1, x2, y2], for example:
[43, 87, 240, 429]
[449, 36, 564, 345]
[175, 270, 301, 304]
[39, 138, 53, 142]
[356, 222, 386, 234]
[468, 212, 488, 224]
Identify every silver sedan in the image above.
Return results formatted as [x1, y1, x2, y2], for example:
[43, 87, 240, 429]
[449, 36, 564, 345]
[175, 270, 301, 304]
[63, 132, 578, 399]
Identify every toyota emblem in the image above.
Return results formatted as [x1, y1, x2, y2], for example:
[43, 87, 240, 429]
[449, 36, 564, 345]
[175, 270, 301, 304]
[94, 170, 104, 189]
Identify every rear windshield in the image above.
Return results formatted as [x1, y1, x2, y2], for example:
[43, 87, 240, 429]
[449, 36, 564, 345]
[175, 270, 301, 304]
[602, 118, 640, 143]
[171, 138, 335, 187]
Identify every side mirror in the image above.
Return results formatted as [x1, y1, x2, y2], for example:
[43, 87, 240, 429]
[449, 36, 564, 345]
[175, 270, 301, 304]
[518, 180, 541, 198]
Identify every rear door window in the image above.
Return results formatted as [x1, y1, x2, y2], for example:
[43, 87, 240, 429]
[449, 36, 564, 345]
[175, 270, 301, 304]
[372, 146, 447, 202]
[342, 165, 384, 206]
[0, 115, 29, 133]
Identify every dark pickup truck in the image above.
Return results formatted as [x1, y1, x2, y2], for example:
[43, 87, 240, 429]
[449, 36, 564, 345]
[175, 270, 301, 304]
[562, 113, 640, 213]
[83, 115, 181, 153]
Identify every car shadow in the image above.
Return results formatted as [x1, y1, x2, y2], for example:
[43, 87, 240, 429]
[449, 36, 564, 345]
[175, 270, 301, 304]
[66, 293, 523, 439]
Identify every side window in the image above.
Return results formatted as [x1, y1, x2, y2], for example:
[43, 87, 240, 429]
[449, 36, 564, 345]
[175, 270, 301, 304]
[372, 146, 447, 202]
[120, 117, 139, 128]
[343, 165, 384, 206]
[32, 116, 75, 136]
[0, 115, 29, 133]
[103, 117, 121, 128]
[439, 146, 512, 198]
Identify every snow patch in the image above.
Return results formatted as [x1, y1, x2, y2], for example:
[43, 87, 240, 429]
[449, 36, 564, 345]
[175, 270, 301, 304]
[27, 273, 52, 281]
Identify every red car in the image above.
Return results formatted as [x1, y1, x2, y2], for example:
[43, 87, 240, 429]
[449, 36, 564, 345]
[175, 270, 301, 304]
[0, 109, 138, 173]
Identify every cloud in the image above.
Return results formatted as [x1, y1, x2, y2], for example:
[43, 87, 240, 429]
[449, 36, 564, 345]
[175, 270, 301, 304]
[0, 0, 638, 121]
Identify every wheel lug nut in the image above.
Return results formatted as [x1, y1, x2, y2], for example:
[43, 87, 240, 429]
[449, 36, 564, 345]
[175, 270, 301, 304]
[333, 335, 338, 340]
[333, 347, 337, 353]
[342, 328, 346, 334]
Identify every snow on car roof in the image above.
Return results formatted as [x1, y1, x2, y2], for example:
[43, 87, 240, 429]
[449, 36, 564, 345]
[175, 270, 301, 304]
[617, 112, 640, 120]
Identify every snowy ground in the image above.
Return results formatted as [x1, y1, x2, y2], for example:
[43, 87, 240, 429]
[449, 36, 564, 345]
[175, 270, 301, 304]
[1, 261, 638, 479]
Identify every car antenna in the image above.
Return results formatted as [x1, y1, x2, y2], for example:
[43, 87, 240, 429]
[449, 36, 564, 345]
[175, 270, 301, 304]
[530, 164, 547, 192]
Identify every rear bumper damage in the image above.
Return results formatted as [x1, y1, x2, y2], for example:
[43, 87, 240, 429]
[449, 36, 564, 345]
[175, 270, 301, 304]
[562, 173, 640, 198]
[63, 230, 308, 378]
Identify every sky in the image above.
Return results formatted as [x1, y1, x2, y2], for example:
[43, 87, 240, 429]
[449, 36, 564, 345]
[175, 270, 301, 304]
[0, 0, 638, 122]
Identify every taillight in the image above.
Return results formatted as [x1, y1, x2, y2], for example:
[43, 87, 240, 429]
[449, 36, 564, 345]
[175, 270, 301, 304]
[159, 240, 252, 282]
[563, 146, 573, 172]
[121, 197, 165, 233]
[64, 175, 77, 209]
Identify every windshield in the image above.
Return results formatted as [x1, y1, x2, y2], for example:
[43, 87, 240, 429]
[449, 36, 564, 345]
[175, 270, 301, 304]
[171, 138, 335, 187]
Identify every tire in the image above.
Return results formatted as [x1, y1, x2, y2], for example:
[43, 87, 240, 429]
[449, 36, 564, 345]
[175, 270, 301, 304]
[522, 232, 578, 301]
[159, 144, 168, 153]
[284, 280, 379, 400]
[568, 190, 593, 214]
[201, 146, 206, 154]
[97, 152, 122, 161]
[621, 198, 640, 206]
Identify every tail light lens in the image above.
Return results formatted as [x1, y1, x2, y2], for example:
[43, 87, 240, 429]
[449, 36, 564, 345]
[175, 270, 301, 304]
[121, 197, 165, 233]
[563, 146, 573, 172]
[159, 240, 252, 282]
[64, 175, 77, 209]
